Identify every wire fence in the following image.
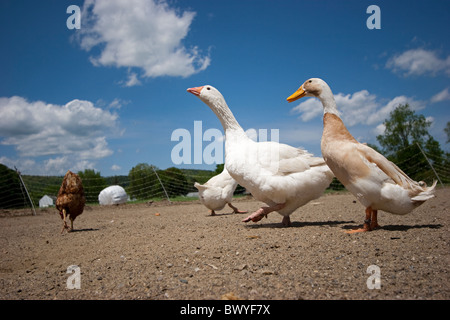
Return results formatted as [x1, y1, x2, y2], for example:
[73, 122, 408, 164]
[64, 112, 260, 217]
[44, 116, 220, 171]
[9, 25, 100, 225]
[1, 144, 448, 214]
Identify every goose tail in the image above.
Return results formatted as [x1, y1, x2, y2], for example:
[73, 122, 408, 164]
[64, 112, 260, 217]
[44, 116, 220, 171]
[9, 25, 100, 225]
[194, 182, 207, 191]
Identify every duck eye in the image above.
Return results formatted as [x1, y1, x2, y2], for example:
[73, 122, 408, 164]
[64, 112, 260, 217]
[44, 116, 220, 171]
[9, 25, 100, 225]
[207, 87, 211, 90]
[308, 80, 312, 83]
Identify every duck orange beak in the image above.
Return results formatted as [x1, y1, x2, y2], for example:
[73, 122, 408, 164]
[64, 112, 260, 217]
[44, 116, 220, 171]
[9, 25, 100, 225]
[187, 86, 203, 96]
[286, 86, 306, 103]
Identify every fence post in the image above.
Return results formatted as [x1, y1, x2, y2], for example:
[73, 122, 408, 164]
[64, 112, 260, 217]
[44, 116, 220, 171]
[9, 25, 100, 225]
[416, 143, 444, 187]
[15, 167, 36, 216]
[152, 167, 172, 204]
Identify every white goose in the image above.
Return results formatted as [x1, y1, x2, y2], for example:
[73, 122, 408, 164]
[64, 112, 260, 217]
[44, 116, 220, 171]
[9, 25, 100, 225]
[287, 78, 437, 232]
[194, 167, 247, 216]
[187, 85, 334, 226]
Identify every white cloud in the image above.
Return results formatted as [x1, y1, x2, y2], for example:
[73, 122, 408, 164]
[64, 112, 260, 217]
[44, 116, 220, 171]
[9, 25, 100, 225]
[366, 95, 425, 125]
[0, 155, 97, 176]
[335, 90, 378, 126]
[43, 157, 96, 175]
[386, 48, 450, 77]
[373, 123, 386, 136]
[0, 156, 36, 174]
[0, 96, 119, 175]
[431, 88, 450, 103]
[107, 98, 129, 110]
[111, 164, 121, 171]
[290, 98, 323, 122]
[78, 0, 210, 82]
[289, 90, 424, 127]
[291, 90, 379, 126]
[123, 72, 142, 87]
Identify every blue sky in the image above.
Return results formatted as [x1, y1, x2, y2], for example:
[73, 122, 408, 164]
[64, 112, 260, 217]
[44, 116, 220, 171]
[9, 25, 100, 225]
[0, 0, 449, 176]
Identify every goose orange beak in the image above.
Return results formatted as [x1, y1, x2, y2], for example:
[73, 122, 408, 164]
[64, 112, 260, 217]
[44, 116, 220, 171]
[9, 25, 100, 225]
[187, 86, 203, 96]
[286, 87, 306, 103]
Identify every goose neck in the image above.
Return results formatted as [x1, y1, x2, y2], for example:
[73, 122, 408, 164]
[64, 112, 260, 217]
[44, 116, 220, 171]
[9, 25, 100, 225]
[208, 99, 243, 132]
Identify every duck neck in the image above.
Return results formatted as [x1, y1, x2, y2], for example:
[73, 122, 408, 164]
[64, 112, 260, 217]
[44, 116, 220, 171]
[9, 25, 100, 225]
[318, 87, 340, 117]
[319, 89, 357, 142]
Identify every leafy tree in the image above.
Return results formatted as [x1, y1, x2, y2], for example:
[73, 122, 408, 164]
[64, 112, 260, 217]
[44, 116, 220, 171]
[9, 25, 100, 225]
[424, 136, 444, 164]
[445, 121, 450, 143]
[158, 167, 189, 197]
[376, 103, 444, 181]
[214, 163, 225, 175]
[128, 163, 159, 200]
[21, 174, 63, 206]
[377, 104, 431, 157]
[77, 169, 107, 203]
[128, 165, 193, 199]
[0, 164, 25, 209]
[443, 124, 450, 183]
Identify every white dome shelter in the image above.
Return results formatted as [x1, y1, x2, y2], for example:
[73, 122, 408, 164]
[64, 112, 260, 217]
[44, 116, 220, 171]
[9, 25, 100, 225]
[39, 195, 54, 208]
[98, 185, 128, 205]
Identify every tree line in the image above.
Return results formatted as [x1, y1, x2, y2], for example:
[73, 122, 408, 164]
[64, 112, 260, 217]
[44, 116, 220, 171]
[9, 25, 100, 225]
[0, 165, 217, 208]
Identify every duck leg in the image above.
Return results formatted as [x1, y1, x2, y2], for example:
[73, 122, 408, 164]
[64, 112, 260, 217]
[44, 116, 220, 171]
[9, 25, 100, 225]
[228, 203, 248, 214]
[370, 210, 380, 230]
[346, 206, 379, 233]
[242, 203, 285, 223]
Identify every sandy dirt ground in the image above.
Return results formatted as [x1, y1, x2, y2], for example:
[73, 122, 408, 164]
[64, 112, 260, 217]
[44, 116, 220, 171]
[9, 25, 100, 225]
[0, 188, 449, 301]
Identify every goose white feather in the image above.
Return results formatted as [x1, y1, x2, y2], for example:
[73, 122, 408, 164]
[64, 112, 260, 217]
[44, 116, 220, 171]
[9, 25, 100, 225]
[188, 85, 334, 226]
[194, 167, 247, 215]
[287, 78, 437, 232]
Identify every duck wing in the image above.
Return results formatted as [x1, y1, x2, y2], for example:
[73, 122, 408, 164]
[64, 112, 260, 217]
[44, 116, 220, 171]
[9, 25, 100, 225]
[355, 142, 436, 198]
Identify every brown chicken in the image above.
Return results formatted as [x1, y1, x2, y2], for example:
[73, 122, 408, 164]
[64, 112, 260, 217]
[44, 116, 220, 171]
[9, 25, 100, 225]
[56, 170, 86, 233]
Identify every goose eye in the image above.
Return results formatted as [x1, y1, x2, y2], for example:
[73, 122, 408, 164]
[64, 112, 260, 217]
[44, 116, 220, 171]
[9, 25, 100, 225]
[308, 80, 312, 83]
[207, 87, 211, 90]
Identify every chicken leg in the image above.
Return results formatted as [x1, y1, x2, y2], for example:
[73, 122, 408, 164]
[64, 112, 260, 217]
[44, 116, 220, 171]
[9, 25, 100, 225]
[60, 209, 69, 234]
[60, 208, 75, 233]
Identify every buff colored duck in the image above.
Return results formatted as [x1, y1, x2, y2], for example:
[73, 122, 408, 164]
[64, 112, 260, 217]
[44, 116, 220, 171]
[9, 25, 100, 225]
[287, 78, 437, 232]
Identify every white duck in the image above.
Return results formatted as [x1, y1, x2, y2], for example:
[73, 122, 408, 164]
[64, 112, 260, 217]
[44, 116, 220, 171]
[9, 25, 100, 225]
[187, 85, 334, 226]
[195, 167, 247, 216]
[287, 78, 437, 233]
